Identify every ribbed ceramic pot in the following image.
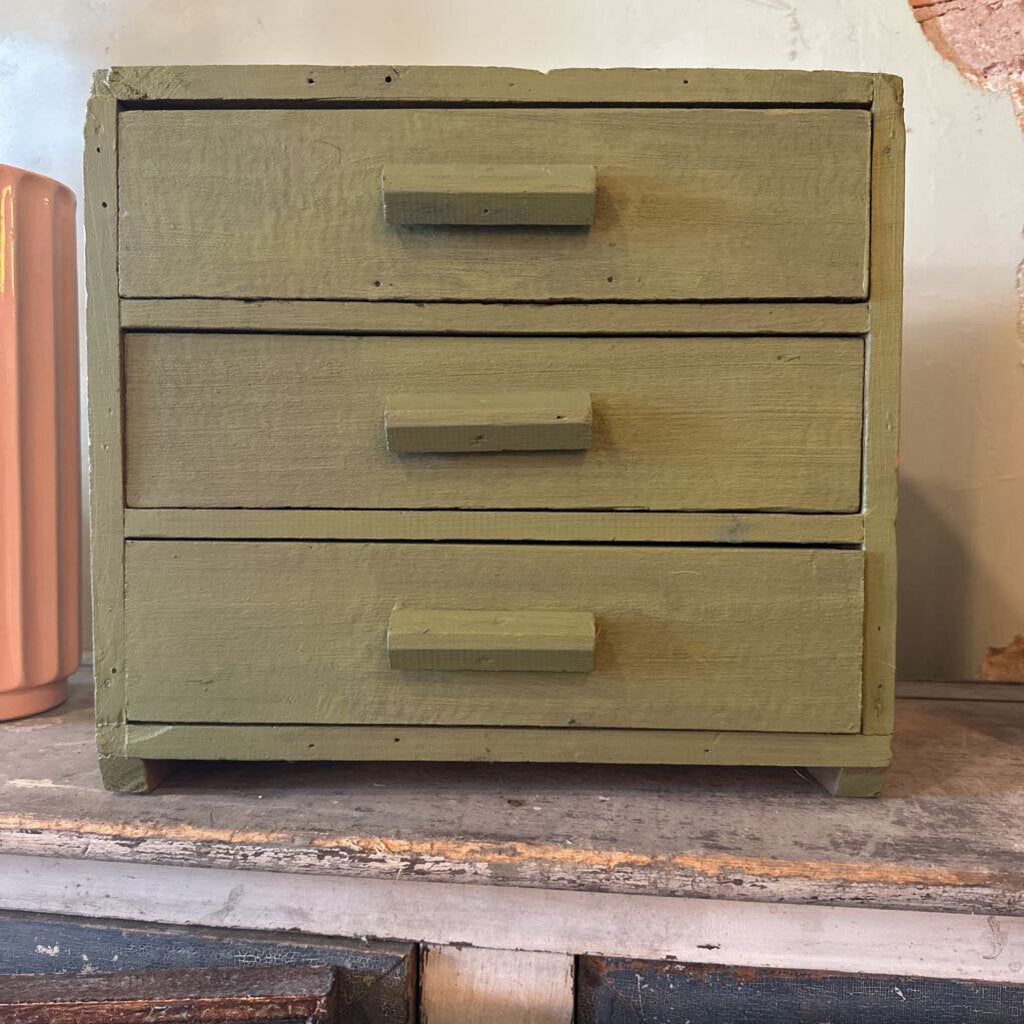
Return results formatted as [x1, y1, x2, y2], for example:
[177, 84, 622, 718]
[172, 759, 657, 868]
[0, 165, 80, 720]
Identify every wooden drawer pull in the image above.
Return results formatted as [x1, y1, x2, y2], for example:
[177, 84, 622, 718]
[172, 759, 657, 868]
[381, 163, 597, 226]
[384, 389, 592, 453]
[388, 609, 596, 672]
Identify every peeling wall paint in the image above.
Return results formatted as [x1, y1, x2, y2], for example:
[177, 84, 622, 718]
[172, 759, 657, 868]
[1, 0, 1022, 680]
[911, 0, 1024, 124]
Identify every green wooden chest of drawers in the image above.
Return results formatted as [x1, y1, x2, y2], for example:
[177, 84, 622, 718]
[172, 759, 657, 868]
[85, 66, 903, 795]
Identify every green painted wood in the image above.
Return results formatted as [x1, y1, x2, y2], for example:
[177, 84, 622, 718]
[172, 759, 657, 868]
[122, 723, 892, 767]
[124, 334, 864, 512]
[381, 163, 596, 226]
[808, 765, 889, 798]
[384, 389, 592, 453]
[861, 74, 905, 736]
[97, 65, 876, 105]
[123, 509, 866, 546]
[97, 756, 168, 794]
[87, 67, 902, 789]
[387, 609, 596, 672]
[118, 299, 873, 336]
[117, 107, 871, 301]
[84, 93, 128, 763]
[124, 541, 865, 733]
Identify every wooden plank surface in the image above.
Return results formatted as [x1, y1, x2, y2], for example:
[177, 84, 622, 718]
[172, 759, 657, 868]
[123, 725, 888, 767]
[0, 965, 339, 1023]
[0, 675, 1021, 915]
[83, 94, 127, 763]
[5, 853, 1024, 985]
[124, 541, 864, 733]
[124, 334, 865, 513]
[577, 957, 1024, 1023]
[119, 299, 871, 336]
[861, 74, 905, 736]
[117, 108, 870, 301]
[0, 911, 413, 1024]
[123, 509, 865, 545]
[421, 946, 573, 1024]
[98, 66, 875, 106]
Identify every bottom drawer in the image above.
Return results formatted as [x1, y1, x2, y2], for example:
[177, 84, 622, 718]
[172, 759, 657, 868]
[124, 541, 864, 734]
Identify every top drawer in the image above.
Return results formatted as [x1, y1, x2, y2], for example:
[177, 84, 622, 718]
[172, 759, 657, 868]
[117, 107, 870, 302]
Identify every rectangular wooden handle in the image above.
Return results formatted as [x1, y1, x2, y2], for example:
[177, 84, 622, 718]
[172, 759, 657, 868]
[381, 163, 597, 225]
[387, 609, 596, 672]
[384, 389, 592, 453]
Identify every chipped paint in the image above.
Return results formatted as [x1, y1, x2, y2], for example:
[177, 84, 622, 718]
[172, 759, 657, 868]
[910, 0, 1024, 125]
[0, 814, 292, 846]
[0, 812, 1011, 893]
[981, 634, 1024, 681]
[910, 0, 1024, 346]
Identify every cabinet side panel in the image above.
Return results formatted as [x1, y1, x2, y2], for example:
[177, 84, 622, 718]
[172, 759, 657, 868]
[85, 91, 126, 755]
[862, 75, 904, 735]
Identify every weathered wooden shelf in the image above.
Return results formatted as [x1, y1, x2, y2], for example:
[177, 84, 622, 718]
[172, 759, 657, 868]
[1, 671, 1022, 918]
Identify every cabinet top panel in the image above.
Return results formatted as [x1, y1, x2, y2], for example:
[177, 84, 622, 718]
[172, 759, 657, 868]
[93, 65, 888, 106]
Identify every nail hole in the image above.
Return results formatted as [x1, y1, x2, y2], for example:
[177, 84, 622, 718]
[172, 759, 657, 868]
[96, 147, 101, 153]
[101, 201, 108, 208]
[606, 275, 614, 283]
[307, 77, 315, 84]
[384, 75, 392, 83]
[373, 280, 381, 287]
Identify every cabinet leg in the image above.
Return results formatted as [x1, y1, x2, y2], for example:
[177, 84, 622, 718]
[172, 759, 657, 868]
[807, 765, 889, 798]
[98, 756, 170, 793]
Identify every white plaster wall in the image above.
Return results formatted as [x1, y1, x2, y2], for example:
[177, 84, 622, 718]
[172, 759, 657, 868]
[2, 0, 1022, 679]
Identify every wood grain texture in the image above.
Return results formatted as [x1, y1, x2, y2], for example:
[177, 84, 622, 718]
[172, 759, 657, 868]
[117, 108, 870, 301]
[0, 911, 414, 1024]
[123, 724, 888, 767]
[4, 677, 1019, 914]
[0, 965, 339, 1024]
[384, 389, 592, 453]
[861, 74, 905, 736]
[381, 163, 596, 225]
[119, 299, 871, 336]
[421, 946, 573, 1024]
[387, 609, 596, 672]
[124, 334, 864, 512]
[98, 65, 875, 105]
[123, 509, 865, 545]
[83, 94, 127, 761]
[123, 541, 864, 733]
[577, 957, 1024, 1024]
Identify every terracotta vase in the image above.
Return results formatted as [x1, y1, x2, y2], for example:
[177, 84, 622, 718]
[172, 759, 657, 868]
[0, 165, 80, 720]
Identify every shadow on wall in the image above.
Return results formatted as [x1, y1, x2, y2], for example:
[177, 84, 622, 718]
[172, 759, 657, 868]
[896, 284, 1024, 681]
[897, 478, 969, 680]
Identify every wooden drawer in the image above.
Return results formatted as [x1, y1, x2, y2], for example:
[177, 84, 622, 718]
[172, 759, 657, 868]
[124, 333, 864, 512]
[117, 107, 870, 302]
[124, 541, 865, 733]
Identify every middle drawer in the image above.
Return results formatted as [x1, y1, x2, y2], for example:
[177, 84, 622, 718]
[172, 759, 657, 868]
[124, 333, 864, 512]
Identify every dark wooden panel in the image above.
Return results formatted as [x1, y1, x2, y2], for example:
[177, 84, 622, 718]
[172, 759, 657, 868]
[0, 965, 336, 1023]
[576, 957, 1024, 1023]
[0, 911, 413, 1024]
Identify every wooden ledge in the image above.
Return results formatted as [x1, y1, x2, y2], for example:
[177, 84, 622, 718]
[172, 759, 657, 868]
[1, 670, 1022, 917]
